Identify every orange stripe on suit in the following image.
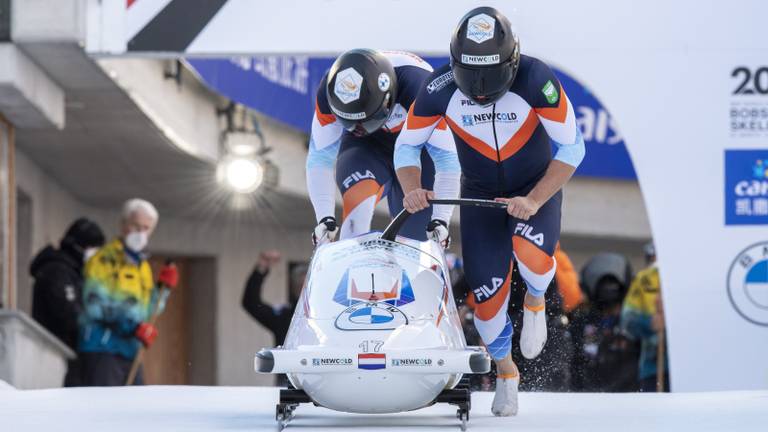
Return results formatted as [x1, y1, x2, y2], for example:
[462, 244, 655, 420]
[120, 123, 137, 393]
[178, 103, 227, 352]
[445, 110, 539, 162]
[342, 179, 384, 219]
[406, 104, 441, 129]
[474, 262, 513, 321]
[315, 102, 336, 127]
[513, 236, 554, 274]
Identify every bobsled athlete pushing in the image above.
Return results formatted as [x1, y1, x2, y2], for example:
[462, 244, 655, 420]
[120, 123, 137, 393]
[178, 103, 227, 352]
[256, 199, 507, 430]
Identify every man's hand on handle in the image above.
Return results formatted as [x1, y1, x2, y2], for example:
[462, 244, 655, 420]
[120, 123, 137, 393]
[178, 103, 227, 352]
[495, 196, 541, 220]
[312, 216, 338, 246]
[403, 189, 435, 214]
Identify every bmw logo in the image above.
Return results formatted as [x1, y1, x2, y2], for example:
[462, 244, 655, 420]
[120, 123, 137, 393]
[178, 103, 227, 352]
[378, 73, 391, 92]
[349, 306, 394, 324]
[727, 241, 768, 326]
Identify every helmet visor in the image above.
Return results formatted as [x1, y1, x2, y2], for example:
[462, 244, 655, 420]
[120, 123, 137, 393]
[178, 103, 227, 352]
[451, 57, 517, 104]
[335, 94, 392, 137]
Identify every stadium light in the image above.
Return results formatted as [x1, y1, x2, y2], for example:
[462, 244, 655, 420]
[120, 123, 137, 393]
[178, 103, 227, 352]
[217, 155, 264, 194]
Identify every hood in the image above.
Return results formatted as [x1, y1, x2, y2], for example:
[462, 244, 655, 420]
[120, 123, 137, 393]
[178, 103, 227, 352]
[29, 245, 81, 276]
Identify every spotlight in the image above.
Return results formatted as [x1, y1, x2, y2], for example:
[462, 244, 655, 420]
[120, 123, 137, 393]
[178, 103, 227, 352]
[217, 156, 264, 193]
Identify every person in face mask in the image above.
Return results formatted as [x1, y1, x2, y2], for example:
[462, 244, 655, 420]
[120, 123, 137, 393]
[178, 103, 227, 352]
[30, 217, 106, 387]
[78, 198, 178, 386]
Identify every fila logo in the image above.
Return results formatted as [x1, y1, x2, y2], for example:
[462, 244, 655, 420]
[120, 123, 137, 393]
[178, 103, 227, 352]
[343, 170, 376, 188]
[473, 277, 505, 302]
[514, 223, 544, 246]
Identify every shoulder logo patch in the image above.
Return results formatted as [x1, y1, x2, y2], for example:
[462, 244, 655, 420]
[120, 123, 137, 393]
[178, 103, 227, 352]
[427, 71, 454, 94]
[334, 67, 363, 104]
[542, 80, 559, 104]
[467, 14, 495, 44]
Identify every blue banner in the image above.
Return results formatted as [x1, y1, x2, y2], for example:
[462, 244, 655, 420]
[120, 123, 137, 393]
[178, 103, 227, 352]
[724, 149, 768, 225]
[188, 56, 636, 179]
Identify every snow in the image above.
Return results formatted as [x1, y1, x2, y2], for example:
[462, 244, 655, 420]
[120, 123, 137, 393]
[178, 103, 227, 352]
[0, 386, 766, 431]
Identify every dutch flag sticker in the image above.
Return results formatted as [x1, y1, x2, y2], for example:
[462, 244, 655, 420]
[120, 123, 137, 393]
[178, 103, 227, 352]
[358, 353, 386, 370]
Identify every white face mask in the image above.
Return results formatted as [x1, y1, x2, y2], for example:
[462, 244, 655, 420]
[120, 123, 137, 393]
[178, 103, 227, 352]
[84, 247, 99, 263]
[124, 230, 149, 252]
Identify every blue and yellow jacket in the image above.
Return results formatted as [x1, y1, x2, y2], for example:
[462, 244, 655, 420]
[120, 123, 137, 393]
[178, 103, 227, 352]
[79, 238, 156, 360]
[620, 264, 663, 380]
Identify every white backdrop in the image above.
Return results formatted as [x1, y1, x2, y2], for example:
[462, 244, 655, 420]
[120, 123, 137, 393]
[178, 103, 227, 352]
[87, 0, 768, 391]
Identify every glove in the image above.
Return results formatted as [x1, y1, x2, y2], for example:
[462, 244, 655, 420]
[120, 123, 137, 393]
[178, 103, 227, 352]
[134, 322, 158, 348]
[427, 219, 450, 249]
[157, 263, 179, 289]
[312, 216, 338, 246]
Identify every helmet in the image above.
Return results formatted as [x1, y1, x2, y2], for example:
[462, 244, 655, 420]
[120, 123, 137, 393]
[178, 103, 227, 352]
[450, 7, 520, 105]
[326, 49, 398, 137]
[580, 253, 633, 309]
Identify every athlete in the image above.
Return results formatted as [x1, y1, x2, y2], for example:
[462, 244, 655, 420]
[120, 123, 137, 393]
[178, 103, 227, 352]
[395, 7, 585, 416]
[306, 49, 460, 245]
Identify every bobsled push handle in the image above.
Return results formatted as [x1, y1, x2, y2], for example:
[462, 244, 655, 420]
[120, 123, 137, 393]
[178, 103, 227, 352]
[381, 198, 508, 242]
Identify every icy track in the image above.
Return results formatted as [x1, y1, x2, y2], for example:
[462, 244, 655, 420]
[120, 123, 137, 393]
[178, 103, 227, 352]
[1, 385, 766, 431]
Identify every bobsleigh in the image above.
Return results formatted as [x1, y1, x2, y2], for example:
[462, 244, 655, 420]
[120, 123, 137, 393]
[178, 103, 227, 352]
[255, 199, 507, 430]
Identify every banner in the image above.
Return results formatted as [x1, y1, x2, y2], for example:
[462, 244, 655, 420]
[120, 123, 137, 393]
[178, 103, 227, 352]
[188, 56, 636, 179]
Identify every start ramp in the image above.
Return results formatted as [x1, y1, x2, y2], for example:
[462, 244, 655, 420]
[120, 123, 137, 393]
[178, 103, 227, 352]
[0, 385, 766, 431]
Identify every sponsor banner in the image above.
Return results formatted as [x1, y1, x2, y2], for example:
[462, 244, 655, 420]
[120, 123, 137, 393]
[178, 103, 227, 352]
[729, 66, 768, 138]
[724, 149, 768, 225]
[728, 242, 768, 326]
[358, 353, 386, 370]
[188, 57, 635, 179]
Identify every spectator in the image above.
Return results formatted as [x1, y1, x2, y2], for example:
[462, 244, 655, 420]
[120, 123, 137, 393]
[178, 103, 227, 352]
[570, 252, 639, 392]
[554, 243, 583, 313]
[242, 250, 307, 386]
[621, 242, 669, 392]
[79, 198, 177, 386]
[30, 217, 105, 386]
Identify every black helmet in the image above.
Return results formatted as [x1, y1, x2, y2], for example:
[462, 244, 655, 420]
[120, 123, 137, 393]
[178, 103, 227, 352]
[326, 49, 398, 137]
[450, 7, 520, 105]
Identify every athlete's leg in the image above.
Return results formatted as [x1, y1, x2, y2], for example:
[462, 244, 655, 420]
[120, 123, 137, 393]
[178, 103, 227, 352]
[335, 138, 390, 239]
[511, 191, 562, 359]
[387, 149, 435, 241]
[460, 196, 520, 415]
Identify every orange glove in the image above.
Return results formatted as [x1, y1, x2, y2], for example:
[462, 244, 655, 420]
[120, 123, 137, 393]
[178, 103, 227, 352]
[135, 322, 158, 348]
[158, 263, 179, 289]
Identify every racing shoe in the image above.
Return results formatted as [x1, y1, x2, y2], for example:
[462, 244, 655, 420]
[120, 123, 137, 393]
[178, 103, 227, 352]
[520, 303, 547, 359]
[491, 374, 519, 416]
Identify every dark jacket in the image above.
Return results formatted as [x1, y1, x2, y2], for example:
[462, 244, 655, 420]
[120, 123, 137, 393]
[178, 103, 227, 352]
[241, 268, 294, 346]
[30, 244, 84, 350]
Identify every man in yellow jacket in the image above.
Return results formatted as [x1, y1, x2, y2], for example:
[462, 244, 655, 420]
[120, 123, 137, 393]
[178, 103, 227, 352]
[79, 198, 177, 386]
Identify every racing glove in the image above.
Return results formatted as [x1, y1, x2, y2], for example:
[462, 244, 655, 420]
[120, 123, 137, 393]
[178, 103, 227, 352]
[134, 322, 158, 348]
[312, 216, 338, 246]
[157, 262, 179, 289]
[427, 219, 450, 249]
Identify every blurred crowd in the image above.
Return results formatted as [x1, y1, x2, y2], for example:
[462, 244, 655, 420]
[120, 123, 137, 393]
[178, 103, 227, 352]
[450, 241, 668, 393]
[29, 198, 178, 387]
